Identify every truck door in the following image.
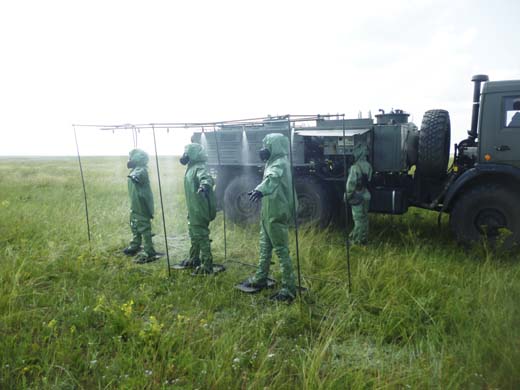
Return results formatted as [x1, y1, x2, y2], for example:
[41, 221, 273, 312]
[479, 93, 520, 168]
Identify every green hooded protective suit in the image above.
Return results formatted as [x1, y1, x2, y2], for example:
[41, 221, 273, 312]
[346, 143, 373, 244]
[251, 133, 297, 298]
[183, 143, 216, 273]
[127, 149, 156, 256]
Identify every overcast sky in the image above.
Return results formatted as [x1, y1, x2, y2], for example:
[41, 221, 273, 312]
[0, 0, 518, 156]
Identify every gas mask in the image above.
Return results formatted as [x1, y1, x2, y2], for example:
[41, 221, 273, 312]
[180, 153, 190, 166]
[127, 160, 137, 169]
[259, 147, 271, 162]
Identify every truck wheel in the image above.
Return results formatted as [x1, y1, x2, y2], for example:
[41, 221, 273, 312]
[295, 177, 332, 227]
[449, 183, 520, 248]
[417, 109, 451, 177]
[223, 174, 262, 225]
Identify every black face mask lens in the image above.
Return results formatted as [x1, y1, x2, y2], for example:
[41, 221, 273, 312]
[180, 154, 190, 165]
[259, 148, 271, 162]
[127, 160, 136, 169]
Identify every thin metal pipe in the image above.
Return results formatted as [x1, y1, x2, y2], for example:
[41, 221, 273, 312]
[151, 126, 172, 277]
[73, 123, 124, 128]
[287, 116, 303, 297]
[342, 114, 352, 293]
[73, 125, 91, 243]
[211, 125, 227, 261]
[133, 128, 138, 148]
[74, 114, 333, 131]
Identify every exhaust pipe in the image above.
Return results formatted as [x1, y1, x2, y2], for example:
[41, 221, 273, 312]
[468, 74, 489, 140]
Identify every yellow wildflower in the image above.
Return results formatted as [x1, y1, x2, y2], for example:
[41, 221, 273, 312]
[149, 316, 164, 334]
[47, 319, 57, 330]
[93, 295, 106, 313]
[121, 300, 134, 318]
[139, 316, 164, 339]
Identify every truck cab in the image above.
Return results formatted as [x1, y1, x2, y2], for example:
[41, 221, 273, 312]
[478, 80, 520, 167]
[444, 76, 520, 247]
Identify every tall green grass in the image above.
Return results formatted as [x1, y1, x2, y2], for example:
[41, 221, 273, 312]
[0, 157, 519, 389]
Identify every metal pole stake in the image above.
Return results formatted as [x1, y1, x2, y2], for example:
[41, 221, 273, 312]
[287, 116, 303, 297]
[152, 126, 172, 277]
[342, 115, 352, 293]
[212, 125, 227, 261]
[73, 125, 91, 244]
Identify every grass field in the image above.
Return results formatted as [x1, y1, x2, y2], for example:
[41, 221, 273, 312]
[1, 156, 519, 389]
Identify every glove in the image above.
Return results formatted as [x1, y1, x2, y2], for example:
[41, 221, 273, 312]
[248, 190, 263, 202]
[197, 185, 208, 194]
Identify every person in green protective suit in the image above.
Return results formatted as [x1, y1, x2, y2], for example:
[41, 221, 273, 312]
[123, 149, 158, 263]
[345, 143, 373, 245]
[179, 143, 217, 275]
[242, 133, 297, 302]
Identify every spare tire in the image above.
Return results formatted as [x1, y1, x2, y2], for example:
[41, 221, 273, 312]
[223, 174, 262, 225]
[417, 109, 451, 177]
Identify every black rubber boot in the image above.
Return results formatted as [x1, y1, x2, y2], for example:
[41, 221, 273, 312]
[191, 265, 214, 275]
[123, 246, 141, 256]
[179, 258, 201, 268]
[134, 252, 161, 264]
[269, 290, 295, 303]
[240, 277, 268, 290]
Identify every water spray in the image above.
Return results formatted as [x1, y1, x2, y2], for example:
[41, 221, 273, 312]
[241, 125, 249, 164]
[132, 128, 138, 148]
[200, 127, 208, 150]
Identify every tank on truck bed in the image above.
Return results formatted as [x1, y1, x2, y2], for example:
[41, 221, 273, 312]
[192, 111, 420, 227]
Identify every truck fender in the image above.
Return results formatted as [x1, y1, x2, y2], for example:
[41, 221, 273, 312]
[443, 164, 520, 211]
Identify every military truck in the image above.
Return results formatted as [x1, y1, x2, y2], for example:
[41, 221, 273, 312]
[192, 75, 520, 247]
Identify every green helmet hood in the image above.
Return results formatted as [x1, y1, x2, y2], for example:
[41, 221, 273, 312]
[184, 143, 208, 163]
[353, 143, 368, 161]
[129, 149, 149, 166]
[262, 133, 289, 160]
